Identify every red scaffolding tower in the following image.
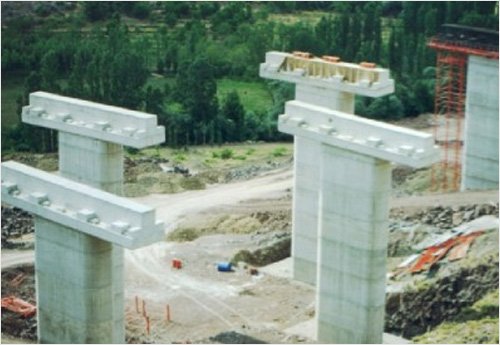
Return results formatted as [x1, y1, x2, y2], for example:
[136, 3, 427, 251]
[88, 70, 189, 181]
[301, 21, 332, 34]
[428, 26, 499, 192]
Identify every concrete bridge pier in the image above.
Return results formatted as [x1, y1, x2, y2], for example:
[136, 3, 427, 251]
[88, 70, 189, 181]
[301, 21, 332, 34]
[292, 86, 355, 285]
[263, 50, 439, 342]
[260, 51, 395, 286]
[36, 133, 125, 343]
[14, 91, 165, 343]
[35, 218, 124, 343]
[316, 145, 391, 343]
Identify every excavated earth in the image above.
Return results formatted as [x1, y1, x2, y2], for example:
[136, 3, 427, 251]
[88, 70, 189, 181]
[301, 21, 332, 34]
[1, 136, 498, 343]
[2, 198, 498, 343]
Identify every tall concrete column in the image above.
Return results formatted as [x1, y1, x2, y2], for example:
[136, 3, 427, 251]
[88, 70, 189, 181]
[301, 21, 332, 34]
[261, 51, 394, 285]
[35, 219, 123, 343]
[461, 56, 499, 190]
[316, 145, 391, 343]
[262, 51, 438, 343]
[58, 132, 124, 194]
[292, 86, 354, 285]
[36, 132, 125, 343]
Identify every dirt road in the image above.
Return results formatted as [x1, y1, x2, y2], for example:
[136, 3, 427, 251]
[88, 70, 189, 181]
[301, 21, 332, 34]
[2, 166, 497, 343]
[125, 166, 498, 342]
[1, 250, 34, 269]
[132, 167, 293, 229]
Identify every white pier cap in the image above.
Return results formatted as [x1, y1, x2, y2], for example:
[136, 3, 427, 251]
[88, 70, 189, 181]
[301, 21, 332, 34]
[1, 161, 164, 249]
[22, 91, 165, 148]
[260, 51, 395, 97]
[279, 101, 440, 168]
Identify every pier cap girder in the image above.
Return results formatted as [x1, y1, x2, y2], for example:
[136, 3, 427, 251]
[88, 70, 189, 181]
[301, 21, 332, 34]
[279, 101, 440, 168]
[1, 161, 164, 249]
[22, 91, 165, 148]
[259, 51, 395, 97]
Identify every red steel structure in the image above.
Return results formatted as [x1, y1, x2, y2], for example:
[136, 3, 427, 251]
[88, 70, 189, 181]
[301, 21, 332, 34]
[428, 25, 499, 192]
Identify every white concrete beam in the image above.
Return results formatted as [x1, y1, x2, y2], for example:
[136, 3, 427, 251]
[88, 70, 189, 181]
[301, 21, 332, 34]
[278, 101, 439, 168]
[22, 92, 165, 148]
[260, 51, 394, 97]
[1, 161, 164, 249]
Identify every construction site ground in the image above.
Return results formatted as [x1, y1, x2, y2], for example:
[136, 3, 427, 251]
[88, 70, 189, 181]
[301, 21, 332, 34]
[1, 114, 499, 344]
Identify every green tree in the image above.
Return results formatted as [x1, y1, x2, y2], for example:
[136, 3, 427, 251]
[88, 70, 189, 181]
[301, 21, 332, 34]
[175, 56, 218, 144]
[221, 91, 245, 142]
[365, 95, 404, 120]
[83, 2, 116, 21]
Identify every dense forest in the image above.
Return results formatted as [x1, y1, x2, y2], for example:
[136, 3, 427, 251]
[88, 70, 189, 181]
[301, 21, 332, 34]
[2, 1, 498, 152]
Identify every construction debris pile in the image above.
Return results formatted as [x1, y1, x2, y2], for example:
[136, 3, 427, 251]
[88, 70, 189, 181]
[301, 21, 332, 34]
[391, 203, 499, 229]
[385, 210, 499, 339]
[1, 265, 37, 340]
[1, 206, 34, 249]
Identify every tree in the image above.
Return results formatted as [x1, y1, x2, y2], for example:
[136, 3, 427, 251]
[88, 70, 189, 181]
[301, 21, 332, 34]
[211, 2, 253, 37]
[424, 8, 438, 36]
[175, 56, 218, 144]
[83, 2, 116, 21]
[315, 16, 334, 54]
[365, 95, 404, 120]
[221, 91, 245, 142]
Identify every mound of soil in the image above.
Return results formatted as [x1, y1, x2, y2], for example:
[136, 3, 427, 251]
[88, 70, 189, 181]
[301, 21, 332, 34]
[231, 234, 291, 267]
[385, 254, 499, 338]
[168, 210, 291, 242]
[209, 331, 267, 344]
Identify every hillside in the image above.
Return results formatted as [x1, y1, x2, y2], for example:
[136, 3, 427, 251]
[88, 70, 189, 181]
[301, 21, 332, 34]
[2, 2, 498, 151]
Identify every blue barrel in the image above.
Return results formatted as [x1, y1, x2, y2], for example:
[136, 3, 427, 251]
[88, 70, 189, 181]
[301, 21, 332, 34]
[217, 262, 232, 272]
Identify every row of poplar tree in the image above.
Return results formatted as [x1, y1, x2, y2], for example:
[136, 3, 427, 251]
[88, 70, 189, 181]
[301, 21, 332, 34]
[2, 1, 498, 151]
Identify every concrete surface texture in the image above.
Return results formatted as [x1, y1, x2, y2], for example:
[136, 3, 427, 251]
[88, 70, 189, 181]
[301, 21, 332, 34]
[34, 217, 124, 344]
[6, 92, 165, 344]
[279, 101, 439, 168]
[261, 51, 439, 343]
[461, 56, 499, 190]
[291, 84, 357, 285]
[22, 91, 165, 148]
[1, 161, 164, 248]
[317, 145, 391, 343]
[59, 132, 124, 194]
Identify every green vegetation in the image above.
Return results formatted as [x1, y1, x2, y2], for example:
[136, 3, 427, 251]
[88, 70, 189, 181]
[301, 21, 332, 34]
[2, 1, 498, 152]
[271, 146, 288, 157]
[412, 289, 499, 344]
[217, 78, 273, 114]
[1, 72, 25, 128]
[139, 142, 293, 172]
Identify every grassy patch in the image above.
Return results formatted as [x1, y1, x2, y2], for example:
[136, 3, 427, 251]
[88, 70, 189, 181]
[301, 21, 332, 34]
[144, 76, 273, 114]
[267, 10, 332, 25]
[123, 142, 292, 197]
[139, 142, 293, 172]
[412, 318, 499, 344]
[271, 146, 288, 157]
[145, 75, 175, 90]
[167, 227, 200, 242]
[217, 78, 273, 113]
[411, 289, 499, 344]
